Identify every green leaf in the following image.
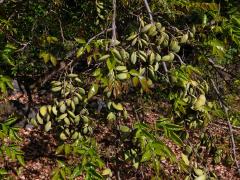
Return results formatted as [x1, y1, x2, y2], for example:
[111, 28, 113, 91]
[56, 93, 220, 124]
[50, 55, 57, 66]
[76, 47, 85, 58]
[181, 153, 189, 166]
[88, 84, 99, 99]
[116, 73, 128, 80]
[16, 155, 25, 166]
[102, 168, 112, 176]
[72, 166, 81, 178]
[0, 169, 8, 175]
[99, 54, 110, 61]
[51, 86, 62, 92]
[44, 121, 52, 132]
[64, 144, 71, 155]
[107, 112, 116, 121]
[194, 168, 204, 176]
[75, 38, 86, 44]
[169, 131, 183, 146]
[112, 102, 124, 111]
[119, 125, 130, 133]
[195, 175, 206, 180]
[141, 150, 152, 162]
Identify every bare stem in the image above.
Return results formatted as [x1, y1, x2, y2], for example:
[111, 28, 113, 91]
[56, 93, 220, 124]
[143, 0, 154, 24]
[111, 0, 117, 46]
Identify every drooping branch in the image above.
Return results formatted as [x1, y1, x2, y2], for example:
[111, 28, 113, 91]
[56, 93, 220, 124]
[111, 0, 117, 46]
[211, 79, 240, 176]
[31, 28, 113, 91]
[143, 0, 169, 79]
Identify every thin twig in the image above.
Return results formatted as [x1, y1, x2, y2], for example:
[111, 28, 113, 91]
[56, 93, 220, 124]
[208, 58, 236, 77]
[174, 53, 185, 65]
[111, 0, 117, 46]
[58, 18, 65, 43]
[211, 79, 240, 176]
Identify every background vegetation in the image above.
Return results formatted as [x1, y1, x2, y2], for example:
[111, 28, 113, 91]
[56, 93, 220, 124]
[0, 0, 240, 179]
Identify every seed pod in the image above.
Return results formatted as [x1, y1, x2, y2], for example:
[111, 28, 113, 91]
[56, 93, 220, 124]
[79, 88, 85, 95]
[51, 86, 62, 92]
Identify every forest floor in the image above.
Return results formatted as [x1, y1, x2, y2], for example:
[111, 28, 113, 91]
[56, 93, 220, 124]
[1, 92, 240, 180]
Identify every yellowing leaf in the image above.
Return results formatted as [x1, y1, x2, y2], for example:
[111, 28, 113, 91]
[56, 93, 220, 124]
[107, 112, 116, 121]
[181, 153, 190, 166]
[194, 175, 206, 180]
[102, 168, 112, 176]
[39, 51, 50, 63]
[76, 47, 84, 58]
[119, 125, 130, 133]
[112, 102, 124, 111]
[117, 73, 128, 80]
[194, 94, 206, 110]
[40, 106, 47, 117]
[88, 84, 99, 99]
[50, 55, 57, 66]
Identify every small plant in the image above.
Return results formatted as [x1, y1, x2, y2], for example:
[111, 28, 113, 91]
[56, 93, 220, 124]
[0, 116, 24, 178]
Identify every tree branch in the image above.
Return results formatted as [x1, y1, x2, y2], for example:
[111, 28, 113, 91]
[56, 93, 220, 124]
[31, 28, 113, 91]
